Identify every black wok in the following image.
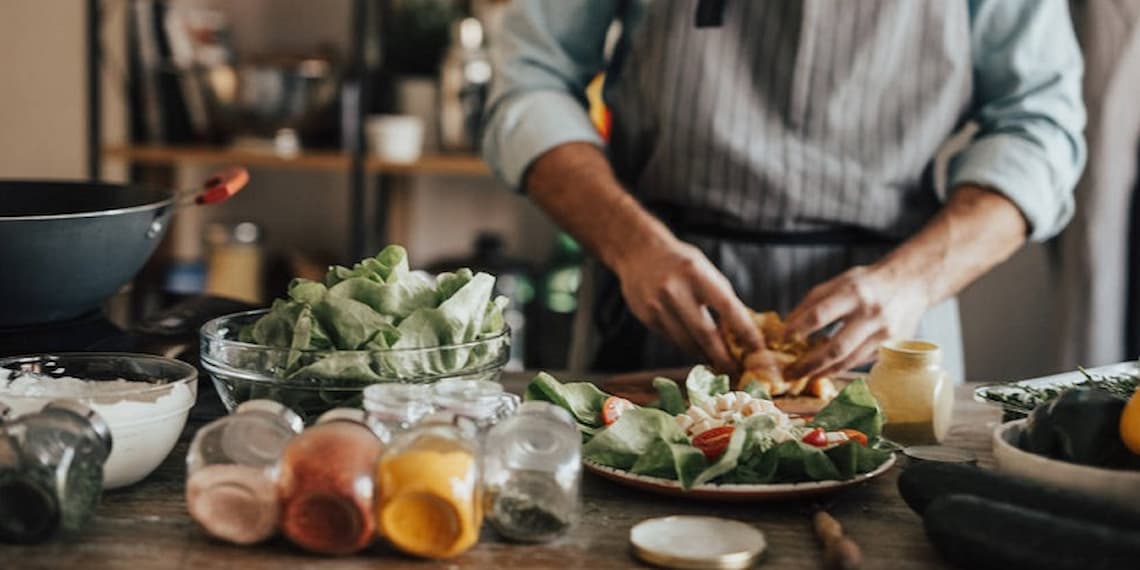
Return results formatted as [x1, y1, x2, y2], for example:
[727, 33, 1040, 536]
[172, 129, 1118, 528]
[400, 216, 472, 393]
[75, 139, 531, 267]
[0, 168, 248, 327]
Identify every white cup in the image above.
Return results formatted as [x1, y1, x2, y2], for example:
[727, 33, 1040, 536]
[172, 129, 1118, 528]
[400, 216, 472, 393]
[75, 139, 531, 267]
[366, 114, 425, 163]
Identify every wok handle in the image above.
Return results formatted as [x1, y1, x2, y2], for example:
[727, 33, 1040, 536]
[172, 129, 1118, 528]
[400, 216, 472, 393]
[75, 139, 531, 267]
[176, 167, 250, 206]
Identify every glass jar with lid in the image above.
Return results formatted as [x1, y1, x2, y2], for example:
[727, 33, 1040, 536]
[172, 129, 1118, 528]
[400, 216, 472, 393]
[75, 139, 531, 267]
[867, 339, 954, 446]
[363, 383, 434, 442]
[375, 417, 481, 559]
[278, 408, 384, 555]
[186, 399, 304, 545]
[482, 401, 581, 542]
[0, 400, 112, 543]
[430, 378, 519, 439]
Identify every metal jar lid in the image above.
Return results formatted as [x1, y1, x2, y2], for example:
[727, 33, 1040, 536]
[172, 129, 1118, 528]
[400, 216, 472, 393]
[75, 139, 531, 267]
[630, 516, 767, 570]
[42, 400, 113, 452]
[315, 407, 371, 427]
[235, 399, 304, 434]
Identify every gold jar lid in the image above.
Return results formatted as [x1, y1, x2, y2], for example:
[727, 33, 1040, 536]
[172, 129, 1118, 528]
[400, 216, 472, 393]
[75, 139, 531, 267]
[630, 516, 766, 569]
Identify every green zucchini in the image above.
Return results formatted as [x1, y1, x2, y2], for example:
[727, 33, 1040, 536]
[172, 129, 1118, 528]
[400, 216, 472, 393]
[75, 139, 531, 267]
[924, 494, 1140, 570]
[898, 462, 1140, 529]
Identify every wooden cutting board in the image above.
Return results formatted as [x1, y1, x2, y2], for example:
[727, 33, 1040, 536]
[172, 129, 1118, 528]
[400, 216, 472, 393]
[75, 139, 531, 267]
[602, 367, 853, 417]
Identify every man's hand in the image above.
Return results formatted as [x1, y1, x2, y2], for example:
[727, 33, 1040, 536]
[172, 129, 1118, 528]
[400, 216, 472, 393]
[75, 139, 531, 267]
[783, 185, 1028, 380]
[783, 265, 928, 379]
[612, 239, 764, 375]
[524, 142, 764, 373]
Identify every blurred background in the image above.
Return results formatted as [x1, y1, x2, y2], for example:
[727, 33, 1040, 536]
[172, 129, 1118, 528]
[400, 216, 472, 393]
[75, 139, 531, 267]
[0, 0, 1137, 381]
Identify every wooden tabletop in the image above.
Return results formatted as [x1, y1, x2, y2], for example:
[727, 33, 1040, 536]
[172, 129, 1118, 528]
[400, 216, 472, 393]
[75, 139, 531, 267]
[3, 372, 1000, 570]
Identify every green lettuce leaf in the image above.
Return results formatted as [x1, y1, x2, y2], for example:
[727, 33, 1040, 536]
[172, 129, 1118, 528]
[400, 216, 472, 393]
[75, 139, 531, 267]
[692, 415, 776, 486]
[631, 438, 708, 488]
[287, 352, 383, 383]
[288, 279, 328, 305]
[312, 296, 399, 350]
[825, 441, 892, 478]
[582, 407, 689, 469]
[685, 365, 729, 410]
[327, 274, 436, 321]
[523, 372, 610, 429]
[651, 377, 687, 415]
[809, 378, 885, 442]
[325, 244, 410, 286]
[740, 379, 772, 400]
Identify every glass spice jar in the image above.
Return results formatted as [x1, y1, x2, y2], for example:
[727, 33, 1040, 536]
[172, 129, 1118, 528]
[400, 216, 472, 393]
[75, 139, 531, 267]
[375, 418, 481, 559]
[186, 399, 304, 545]
[278, 408, 385, 555]
[430, 378, 519, 441]
[0, 400, 112, 544]
[363, 383, 434, 442]
[483, 401, 581, 542]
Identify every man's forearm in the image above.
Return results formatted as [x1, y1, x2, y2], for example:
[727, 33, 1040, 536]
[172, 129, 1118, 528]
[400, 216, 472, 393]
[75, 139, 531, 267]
[873, 185, 1029, 306]
[524, 142, 677, 273]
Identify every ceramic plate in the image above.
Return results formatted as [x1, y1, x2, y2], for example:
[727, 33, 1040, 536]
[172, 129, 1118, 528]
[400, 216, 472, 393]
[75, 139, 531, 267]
[584, 453, 896, 502]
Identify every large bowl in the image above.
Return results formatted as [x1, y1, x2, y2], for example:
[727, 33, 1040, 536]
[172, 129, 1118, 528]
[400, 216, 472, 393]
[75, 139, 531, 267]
[0, 353, 198, 490]
[993, 419, 1140, 511]
[200, 310, 511, 424]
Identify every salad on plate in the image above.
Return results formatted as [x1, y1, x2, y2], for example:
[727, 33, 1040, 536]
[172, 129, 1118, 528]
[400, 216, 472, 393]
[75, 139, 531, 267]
[525, 365, 892, 490]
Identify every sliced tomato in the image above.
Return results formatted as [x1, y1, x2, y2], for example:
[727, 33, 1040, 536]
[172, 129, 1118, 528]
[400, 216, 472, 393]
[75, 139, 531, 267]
[840, 428, 868, 447]
[692, 426, 735, 461]
[801, 427, 828, 447]
[601, 396, 636, 425]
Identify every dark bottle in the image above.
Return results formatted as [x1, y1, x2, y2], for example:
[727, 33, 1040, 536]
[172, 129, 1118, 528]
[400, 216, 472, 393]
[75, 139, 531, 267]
[0, 401, 112, 543]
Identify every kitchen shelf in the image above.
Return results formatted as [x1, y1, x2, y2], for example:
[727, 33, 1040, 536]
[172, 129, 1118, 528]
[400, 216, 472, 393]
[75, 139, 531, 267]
[102, 144, 491, 176]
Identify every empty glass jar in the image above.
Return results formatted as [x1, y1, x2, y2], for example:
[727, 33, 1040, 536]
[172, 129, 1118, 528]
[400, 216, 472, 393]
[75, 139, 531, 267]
[483, 401, 581, 542]
[430, 378, 519, 440]
[363, 383, 434, 442]
[186, 399, 304, 544]
[0, 401, 112, 543]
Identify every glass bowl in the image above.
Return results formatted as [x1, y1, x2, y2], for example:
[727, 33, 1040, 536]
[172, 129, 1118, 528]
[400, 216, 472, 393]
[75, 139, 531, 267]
[200, 310, 511, 424]
[0, 352, 198, 490]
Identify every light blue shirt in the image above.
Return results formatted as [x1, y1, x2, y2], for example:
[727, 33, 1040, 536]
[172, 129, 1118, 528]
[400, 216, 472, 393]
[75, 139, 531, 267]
[483, 0, 1086, 242]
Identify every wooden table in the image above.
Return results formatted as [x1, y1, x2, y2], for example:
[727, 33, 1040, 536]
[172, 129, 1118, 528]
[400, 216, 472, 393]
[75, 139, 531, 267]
[3, 373, 999, 569]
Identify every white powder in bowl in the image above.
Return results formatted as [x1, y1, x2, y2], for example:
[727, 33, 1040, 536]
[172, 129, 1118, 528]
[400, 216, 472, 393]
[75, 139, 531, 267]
[0, 369, 196, 489]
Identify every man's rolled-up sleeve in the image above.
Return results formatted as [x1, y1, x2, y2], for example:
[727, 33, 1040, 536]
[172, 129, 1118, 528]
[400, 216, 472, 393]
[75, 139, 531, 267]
[481, 1, 616, 190]
[950, 0, 1087, 241]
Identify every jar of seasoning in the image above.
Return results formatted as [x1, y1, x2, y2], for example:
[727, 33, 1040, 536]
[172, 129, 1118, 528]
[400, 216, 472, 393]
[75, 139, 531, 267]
[867, 340, 954, 446]
[186, 399, 304, 545]
[430, 378, 519, 440]
[363, 383, 434, 442]
[375, 418, 481, 559]
[483, 401, 580, 542]
[0, 401, 112, 543]
[278, 408, 384, 555]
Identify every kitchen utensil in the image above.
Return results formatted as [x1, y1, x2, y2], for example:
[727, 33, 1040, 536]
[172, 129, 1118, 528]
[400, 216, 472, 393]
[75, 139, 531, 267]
[196, 57, 341, 143]
[0, 168, 248, 326]
[583, 454, 896, 502]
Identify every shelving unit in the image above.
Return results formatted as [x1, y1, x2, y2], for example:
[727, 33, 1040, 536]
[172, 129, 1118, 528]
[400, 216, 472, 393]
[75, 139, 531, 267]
[85, 0, 492, 261]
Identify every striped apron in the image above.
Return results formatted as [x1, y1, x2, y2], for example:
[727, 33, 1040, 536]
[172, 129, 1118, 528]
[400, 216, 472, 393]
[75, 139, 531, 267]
[585, 0, 972, 381]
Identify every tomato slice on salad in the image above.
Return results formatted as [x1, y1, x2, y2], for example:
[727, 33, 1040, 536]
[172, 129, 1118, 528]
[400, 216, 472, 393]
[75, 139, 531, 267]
[692, 426, 735, 461]
[601, 396, 636, 425]
[801, 427, 828, 447]
[840, 428, 869, 446]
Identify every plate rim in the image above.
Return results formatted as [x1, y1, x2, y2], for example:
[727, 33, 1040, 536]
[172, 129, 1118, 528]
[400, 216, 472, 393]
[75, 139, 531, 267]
[583, 452, 897, 498]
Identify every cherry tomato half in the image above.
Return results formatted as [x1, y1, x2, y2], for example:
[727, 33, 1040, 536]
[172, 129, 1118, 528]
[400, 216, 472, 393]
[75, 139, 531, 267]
[692, 426, 735, 461]
[802, 427, 828, 447]
[601, 396, 636, 425]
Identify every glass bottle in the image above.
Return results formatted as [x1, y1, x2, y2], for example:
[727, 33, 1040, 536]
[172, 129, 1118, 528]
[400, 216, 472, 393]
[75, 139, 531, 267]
[867, 340, 954, 446]
[277, 408, 384, 555]
[363, 383, 434, 442]
[483, 401, 580, 542]
[186, 399, 303, 545]
[0, 401, 112, 543]
[430, 378, 519, 441]
[375, 419, 480, 559]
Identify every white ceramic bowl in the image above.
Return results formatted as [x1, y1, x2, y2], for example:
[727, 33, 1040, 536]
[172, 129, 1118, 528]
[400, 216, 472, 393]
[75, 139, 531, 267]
[0, 353, 198, 489]
[992, 419, 1140, 510]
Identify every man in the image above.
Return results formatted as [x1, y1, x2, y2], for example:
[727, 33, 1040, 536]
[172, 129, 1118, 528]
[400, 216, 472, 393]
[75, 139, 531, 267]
[482, 0, 1086, 382]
